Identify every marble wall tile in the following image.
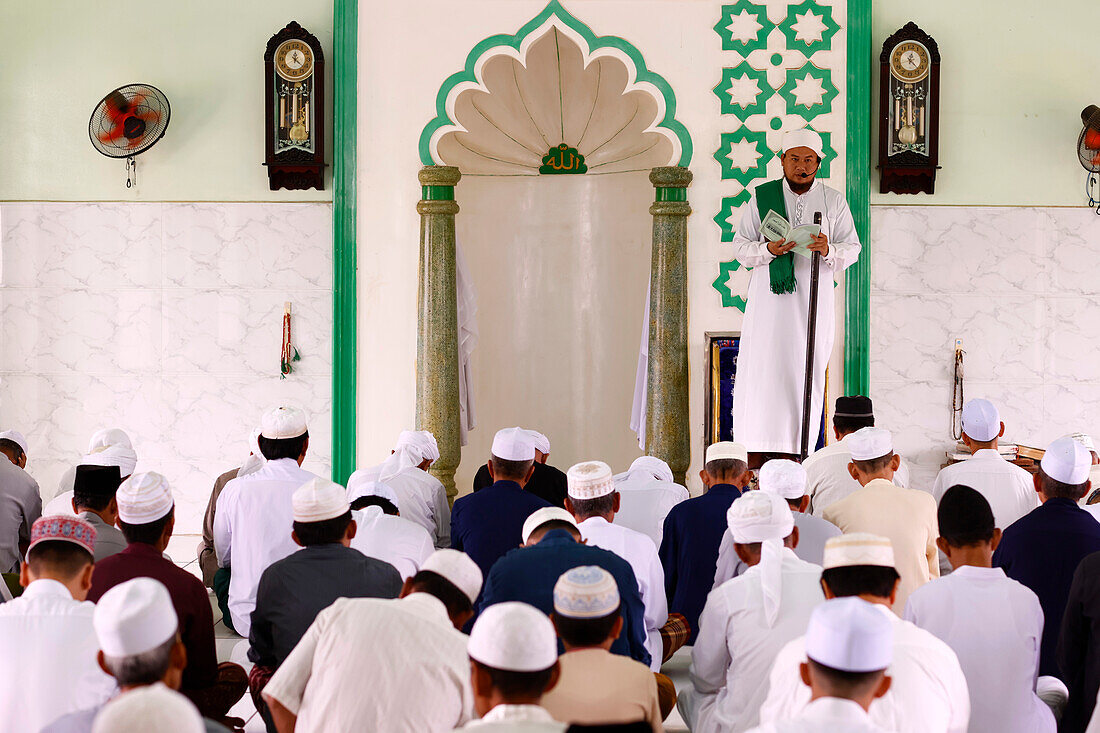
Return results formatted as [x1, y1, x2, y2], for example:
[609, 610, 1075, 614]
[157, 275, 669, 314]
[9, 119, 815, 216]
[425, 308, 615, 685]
[1049, 209, 1100, 295]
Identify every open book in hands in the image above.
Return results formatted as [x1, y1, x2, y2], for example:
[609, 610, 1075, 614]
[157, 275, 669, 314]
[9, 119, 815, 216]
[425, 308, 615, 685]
[760, 210, 820, 259]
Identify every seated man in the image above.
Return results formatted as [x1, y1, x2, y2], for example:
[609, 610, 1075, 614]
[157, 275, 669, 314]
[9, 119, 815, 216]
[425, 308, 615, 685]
[88, 472, 247, 725]
[346, 476, 434, 580]
[0, 516, 114, 732]
[612, 456, 688, 547]
[567, 460, 669, 670]
[71, 465, 127, 561]
[0, 429, 29, 469]
[248, 478, 402, 722]
[45, 577, 232, 732]
[46, 428, 137, 516]
[759, 534, 969, 733]
[451, 427, 551, 579]
[472, 429, 568, 508]
[362, 429, 452, 547]
[746, 598, 894, 733]
[264, 550, 483, 731]
[541, 566, 662, 731]
[681, 491, 824, 733]
[822, 428, 938, 613]
[906, 485, 1054, 733]
[0, 429, 41, 574]
[457, 602, 565, 732]
[660, 441, 748, 644]
[94, 684, 206, 733]
[197, 428, 264, 588]
[214, 405, 318, 635]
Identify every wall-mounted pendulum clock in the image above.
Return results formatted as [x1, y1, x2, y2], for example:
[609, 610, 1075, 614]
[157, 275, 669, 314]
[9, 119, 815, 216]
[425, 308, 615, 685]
[264, 21, 326, 190]
[878, 22, 940, 194]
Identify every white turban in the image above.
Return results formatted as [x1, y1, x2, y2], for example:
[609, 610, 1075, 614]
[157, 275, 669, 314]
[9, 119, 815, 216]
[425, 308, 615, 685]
[614, 456, 674, 485]
[782, 127, 824, 158]
[86, 428, 133, 455]
[81, 442, 138, 479]
[379, 430, 440, 482]
[759, 459, 807, 500]
[727, 491, 794, 627]
[238, 428, 266, 478]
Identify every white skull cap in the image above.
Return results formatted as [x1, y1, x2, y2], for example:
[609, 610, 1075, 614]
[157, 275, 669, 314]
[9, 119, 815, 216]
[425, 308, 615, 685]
[293, 478, 349, 523]
[1042, 436, 1092, 485]
[848, 427, 893, 461]
[421, 549, 483, 604]
[0, 430, 28, 456]
[491, 427, 535, 462]
[92, 683, 204, 733]
[94, 577, 178, 657]
[782, 127, 824, 158]
[525, 430, 551, 455]
[705, 442, 748, 464]
[521, 507, 578, 544]
[260, 406, 308, 440]
[759, 459, 807, 500]
[468, 601, 557, 672]
[553, 566, 619, 619]
[116, 472, 174, 524]
[805, 597, 893, 673]
[567, 460, 615, 500]
[961, 399, 1001, 443]
[823, 533, 895, 570]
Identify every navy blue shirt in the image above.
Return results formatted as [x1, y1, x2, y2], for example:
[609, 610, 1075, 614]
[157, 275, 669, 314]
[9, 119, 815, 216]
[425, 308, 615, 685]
[451, 480, 551, 580]
[660, 483, 743, 644]
[477, 529, 651, 667]
[993, 497, 1100, 679]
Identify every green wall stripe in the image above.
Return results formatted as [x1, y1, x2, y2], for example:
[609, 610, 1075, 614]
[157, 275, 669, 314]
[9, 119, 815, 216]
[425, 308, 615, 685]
[844, 0, 871, 396]
[422, 185, 455, 201]
[656, 187, 687, 202]
[332, 0, 357, 485]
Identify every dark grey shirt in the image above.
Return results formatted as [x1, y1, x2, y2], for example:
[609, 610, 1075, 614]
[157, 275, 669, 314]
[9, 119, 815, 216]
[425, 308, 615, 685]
[248, 543, 402, 668]
[42, 704, 231, 732]
[0, 459, 41, 573]
[77, 512, 127, 562]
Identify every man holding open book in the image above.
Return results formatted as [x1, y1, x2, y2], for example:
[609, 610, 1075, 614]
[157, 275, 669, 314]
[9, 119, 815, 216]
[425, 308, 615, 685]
[730, 128, 862, 465]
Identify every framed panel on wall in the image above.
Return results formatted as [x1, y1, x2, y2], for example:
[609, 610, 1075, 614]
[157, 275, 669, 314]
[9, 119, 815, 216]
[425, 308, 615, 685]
[705, 332, 741, 447]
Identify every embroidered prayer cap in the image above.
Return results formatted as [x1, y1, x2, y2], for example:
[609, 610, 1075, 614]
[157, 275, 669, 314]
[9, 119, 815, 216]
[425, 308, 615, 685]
[394, 430, 440, 463]
[805, 597, 893, 673]
[491, 427, 535, 462]
[421, 549, 484, 604]
[567, 460, 616, 500]
[961, 399, 1001, 442]
[94, 577, 178, 657]
[74, 465, 123, 499]
[522, 507, 578, 544]
[260, 405, 308, 440]
[0, 430, 28, 456]
[554, 566, 620, 619]
[727, 490, 794, 543]
[705, 441, 748, 464]
[1071, 432, 1097, 455]
[81, 442, 138, 479]
[346, 471, 400, 511]
[834, 395, 874, 419]
[1042, 436, 1092, 485]
[92, 683, 204, 733]
[848, 427, 893, 461]
[293, 478, 350, 523]
[468, 601, 558, 672]
[28, 515, 97, 556]
[524, 430, 551, 455]
[823, 533, 895, 570]
[116, 472, 174, 525]
[782, 127, 824, 159]
[615, 456, 674, 484]
[759, 459, 807, 500]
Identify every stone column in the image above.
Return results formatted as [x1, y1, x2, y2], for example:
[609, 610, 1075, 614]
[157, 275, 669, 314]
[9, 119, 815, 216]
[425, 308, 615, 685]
[416, 166, 462, 501]
[646, 166, 692, 485]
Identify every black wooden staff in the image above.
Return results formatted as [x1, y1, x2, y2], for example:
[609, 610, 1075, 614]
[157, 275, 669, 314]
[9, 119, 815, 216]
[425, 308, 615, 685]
[799, 211, 823, 461]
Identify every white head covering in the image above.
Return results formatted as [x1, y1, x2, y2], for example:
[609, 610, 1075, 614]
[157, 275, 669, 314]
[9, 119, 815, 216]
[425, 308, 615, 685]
[260, 406, 308, 440]
[567, 461, 615, 500]
[961, 399, 1001, 442]
[421, 549, 483, 604]
[346, 471, 400, 511]
[86, 428, 133, 454]
[554, 566, 620, 619]
[614, 456, 674, 485]
[0, 430, 28, 456]
[1071, 432, 1098, 455]
[521, 507, 578, 544]
[1042, 436, 1092, 485]
[293, 478, 350, 523]
[525, 430, 551, 456]
[116, 472, 174, 525]
[805, 597, 893, 673]
[468, 602, 557, 672]
[759, 459, 807, 500]
[848, 427, 893, 461]
[379, 430, 440, 481]
[94, 577, 178, 657]
[238, 427, 266, 478]
[92, 683, 204, 733]
[782, 127, 824, 158]
[81, 429, 138, 478]
[823, 533, 895, 570]
[491, 427, 535, 462]
[727, 491, 795, 627]
[706, 441, 749, 464]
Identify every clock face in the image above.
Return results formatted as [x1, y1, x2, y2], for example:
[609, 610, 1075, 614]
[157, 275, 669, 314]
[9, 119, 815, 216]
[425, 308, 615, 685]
[890, 41, 930, 82]
[275, 40, 314, 81]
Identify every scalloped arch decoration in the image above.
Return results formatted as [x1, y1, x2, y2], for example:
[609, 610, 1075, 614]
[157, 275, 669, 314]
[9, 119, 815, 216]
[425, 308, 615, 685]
[419, 1, 692, 173]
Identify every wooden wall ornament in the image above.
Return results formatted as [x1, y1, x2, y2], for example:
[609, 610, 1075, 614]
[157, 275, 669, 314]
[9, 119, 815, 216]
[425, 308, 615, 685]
[878, 22, 940, 194]
[264, 21, 326, 190]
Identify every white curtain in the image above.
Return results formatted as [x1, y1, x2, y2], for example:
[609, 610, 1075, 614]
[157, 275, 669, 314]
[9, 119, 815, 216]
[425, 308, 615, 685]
[456, 242, 478, 445]
[629, 281, 650, 450]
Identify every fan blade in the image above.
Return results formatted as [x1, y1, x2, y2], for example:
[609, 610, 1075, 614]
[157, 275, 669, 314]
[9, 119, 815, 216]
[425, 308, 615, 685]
[103, 91, 130, 122]
[97, 127, 126, 145]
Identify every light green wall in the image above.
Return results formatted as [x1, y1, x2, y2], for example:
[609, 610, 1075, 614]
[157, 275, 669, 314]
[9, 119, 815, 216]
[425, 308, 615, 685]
[0, 0, 333, 201]
[872, 0, 1096, 206]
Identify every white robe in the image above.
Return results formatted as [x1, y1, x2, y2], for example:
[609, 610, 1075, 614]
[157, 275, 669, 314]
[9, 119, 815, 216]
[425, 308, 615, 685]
[731, 179, 861, 454]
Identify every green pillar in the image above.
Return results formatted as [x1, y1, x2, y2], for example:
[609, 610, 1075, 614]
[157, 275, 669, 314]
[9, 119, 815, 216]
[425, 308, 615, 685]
[416, 166, 462, 501]
[646, 166, 693, 486]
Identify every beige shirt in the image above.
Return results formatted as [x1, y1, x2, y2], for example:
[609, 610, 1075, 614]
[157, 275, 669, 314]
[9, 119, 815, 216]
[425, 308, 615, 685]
[198, 467, 239, 587]
[540, 648, 662, 732]
[822, 478, 938, 614]
[804, 435, 911, 517]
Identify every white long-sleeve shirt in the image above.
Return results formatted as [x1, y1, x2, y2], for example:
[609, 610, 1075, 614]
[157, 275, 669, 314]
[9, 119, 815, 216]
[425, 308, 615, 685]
[612, 475, 689, 548]
[363, 464, 452, 548]
[759, 602, 970, 733]
[745, 697, 888, 733]
[350, 505, 435, 580]
[579, 516, 668, 671]
[213, 457, 317, 635]
[689, 549, 824, 732]
[930, 450, 1038, 530]
[904, 566, 1054, 733]
[804, 434, 911, 517]
[0, 579, 115, 732]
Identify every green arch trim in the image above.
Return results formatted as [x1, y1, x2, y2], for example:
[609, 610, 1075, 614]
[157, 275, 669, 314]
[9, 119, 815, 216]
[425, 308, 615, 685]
[418, 0, 692, 168]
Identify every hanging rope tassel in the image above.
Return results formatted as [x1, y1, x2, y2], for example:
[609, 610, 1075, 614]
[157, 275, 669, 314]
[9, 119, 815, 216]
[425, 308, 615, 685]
[281, 302, 300, 378]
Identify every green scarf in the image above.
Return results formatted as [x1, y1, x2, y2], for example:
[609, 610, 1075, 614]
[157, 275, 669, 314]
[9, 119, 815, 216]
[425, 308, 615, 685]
[755, 179, 795, 295]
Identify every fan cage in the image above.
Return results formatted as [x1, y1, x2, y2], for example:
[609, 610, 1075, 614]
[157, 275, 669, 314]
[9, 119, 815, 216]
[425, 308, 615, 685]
[88, 83, 171, 159]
